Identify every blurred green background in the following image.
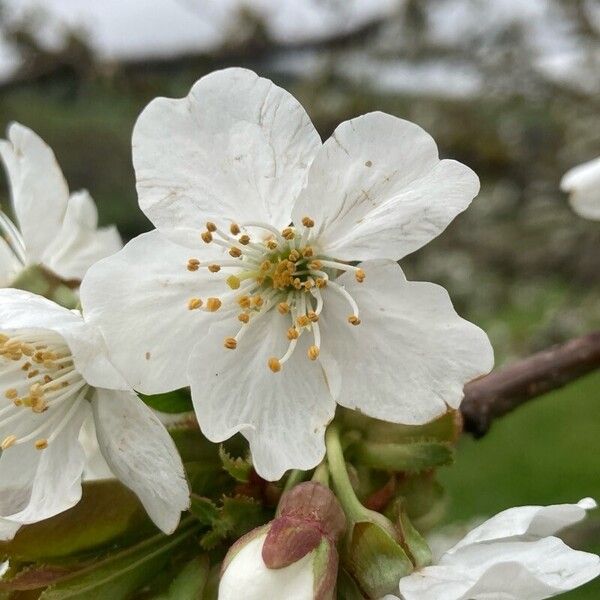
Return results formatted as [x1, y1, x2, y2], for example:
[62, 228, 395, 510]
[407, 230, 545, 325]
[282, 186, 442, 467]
[0, 1, 598, 597]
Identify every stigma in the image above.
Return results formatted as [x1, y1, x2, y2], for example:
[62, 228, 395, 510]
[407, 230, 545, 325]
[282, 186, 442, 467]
[185, 218, 366, 372]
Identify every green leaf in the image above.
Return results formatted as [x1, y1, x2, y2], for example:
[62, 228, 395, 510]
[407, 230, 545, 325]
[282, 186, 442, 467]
[0, 481, 155, 561]
[189, 495, 219, 526]
[153, 555, 209, 600]
[140, 389, 193, 414]
[351, 440, 454, 473]
[218, 446, 252, 483]
[38, 521, 199, 600]
[199, 496, 268, 551]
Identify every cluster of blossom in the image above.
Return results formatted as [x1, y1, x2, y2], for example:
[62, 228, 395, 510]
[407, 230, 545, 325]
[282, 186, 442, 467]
[0, 68, 598, 599]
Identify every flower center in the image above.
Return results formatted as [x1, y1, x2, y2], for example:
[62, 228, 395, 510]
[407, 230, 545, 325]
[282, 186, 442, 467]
[0, 329, 88, 451]
[185, 217, 365, 373]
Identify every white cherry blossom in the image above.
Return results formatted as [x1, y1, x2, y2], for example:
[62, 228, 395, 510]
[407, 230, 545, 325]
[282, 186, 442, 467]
[0, 122, 122, 286]
[394, 498, 600, 600]
[81, 67, 494, 480]
[560, 157, 600, 221]
[0, 289, 189, 539]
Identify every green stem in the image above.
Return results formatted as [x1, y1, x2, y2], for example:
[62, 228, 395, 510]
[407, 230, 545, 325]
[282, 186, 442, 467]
[311, 461, 330, 487]
[325, 424, 366, 522]
[282, 469, 307, 494]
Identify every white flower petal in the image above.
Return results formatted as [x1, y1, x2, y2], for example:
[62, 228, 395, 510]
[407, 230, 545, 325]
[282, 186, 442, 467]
[132, 67, 321, 246]
[561, 157, 600, 221]
[219, 532, 315, 600]
[80, 230, 227, 394]
[42, 190, 122, 281]
[399, 537, 600, 600]
[318, 260, 493, 424]
[291, 112, 479, 261]
[79, 412, 113, 481]
[446, 499, 597, 555]
[92, 388, 189, 534]
[0, 288, 127, 391]
[0, 400, 89, 538]
[188, 313, 335, 481]
[0, 236, 21, 287]
[0, 123, 69, 262]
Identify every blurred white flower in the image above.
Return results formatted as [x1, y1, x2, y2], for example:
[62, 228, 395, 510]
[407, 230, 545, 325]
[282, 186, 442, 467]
[0, 289, 189, 539]
[81, 67, 494, 481]
[0, 123, 122, 287]
[561, 157, 600, 221]
[393, 498, 600, 600]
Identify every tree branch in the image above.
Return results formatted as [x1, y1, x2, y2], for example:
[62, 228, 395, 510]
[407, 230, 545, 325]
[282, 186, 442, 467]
[461, 331, 600, 437]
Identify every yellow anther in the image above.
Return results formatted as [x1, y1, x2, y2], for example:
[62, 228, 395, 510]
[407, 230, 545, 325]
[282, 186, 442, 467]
[268, 357, 282, 373]
[302, 216, 315, 228]
[30, 383, 43, 398]
[309, 260, 322, 270]
[1, 435, 17, 450]
[206, 298, 222, 312]
[208, 264, 221, 273]
[288, 250, 300, 262]
[253, 295, 264, 308]
[230, 223, 241, 235]
[32, 399, 47, 413]
[348, 315, 361, 326]
[287, 327, 299, 340]
[229, 247, 242, 258]
[307, 311, 319, 322]
[282, 227, 295, 240]
[277, 302, 290, 315]
[355, 268, 366, 283]
[239, 234, 250, 245]
[188, 298, 203, 310]
[307, 345, 320, 361]
[238, 313, 250, 323]
[260, 260, 272, 272]
[226, 275, 241, 289]
[27, 369, 39, 379]
[21, 345, 34, 357]
[315, 278, 327, 288]
[302, 246, 314, 258]
[21, 362, 31, 371]
[238, 296, 251, 309]
[206, 221, 217, 232]
[4, 388, 18, 400]
[201, 231, 213, 244]
[304, 280, 315, 290]
[296, 315, 310, 328]
[266, 239, 278, 250]
[293, 278, 303, 289]
[224, 337, 237, 350]
[187, 258, 200, 272]
[35, 439, 48, 450]
[0, 334, 8, 343]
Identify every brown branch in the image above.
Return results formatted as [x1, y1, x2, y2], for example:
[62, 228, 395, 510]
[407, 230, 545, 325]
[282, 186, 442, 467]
[461, 331, 600, 437]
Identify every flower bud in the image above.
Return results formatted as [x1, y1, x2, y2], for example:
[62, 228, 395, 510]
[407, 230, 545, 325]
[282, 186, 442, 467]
[219, 482, 345, 600]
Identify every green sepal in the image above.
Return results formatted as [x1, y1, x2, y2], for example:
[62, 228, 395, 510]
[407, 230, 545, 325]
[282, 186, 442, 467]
[189, 495, 219, 526]
[351, 440, 454, 473]
[397, 508, 432, 569]
[345, 521, 413, 598]
[218, 445, 252, 483]
[139, 389, 193, 414]
[0, 480, 155, 562]
[393, 474, 448, 531]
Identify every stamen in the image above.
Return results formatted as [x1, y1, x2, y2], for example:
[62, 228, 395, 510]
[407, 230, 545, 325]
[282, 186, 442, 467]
[188, 298, 203, 310]
[328, 280, 360, 320]
[307, 345, 320, 361]
[268, 357, 281, 373]
[201, 231, 213, 243]
[238, 313, 250, 323]
[187, 258, 200, 272]
[224, 337, 237, 350]
[241, 221, 286, 244]
[226, 275, 241, 289]
[301, 216, 315, 228]
[206, 222, 217, 232]
[239, 234, 250, 245]
[206, 298, 222, 312]
[229, 247, 242, 258]
[208, 264, 221, 273]
[230, 223, 241, 235]
[287, 327, 299, 340]
[278, 302, 290, 315]
[282, 227, 295, 240]
[348, 315, 361, 326]
[1, 435, 16, 449]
